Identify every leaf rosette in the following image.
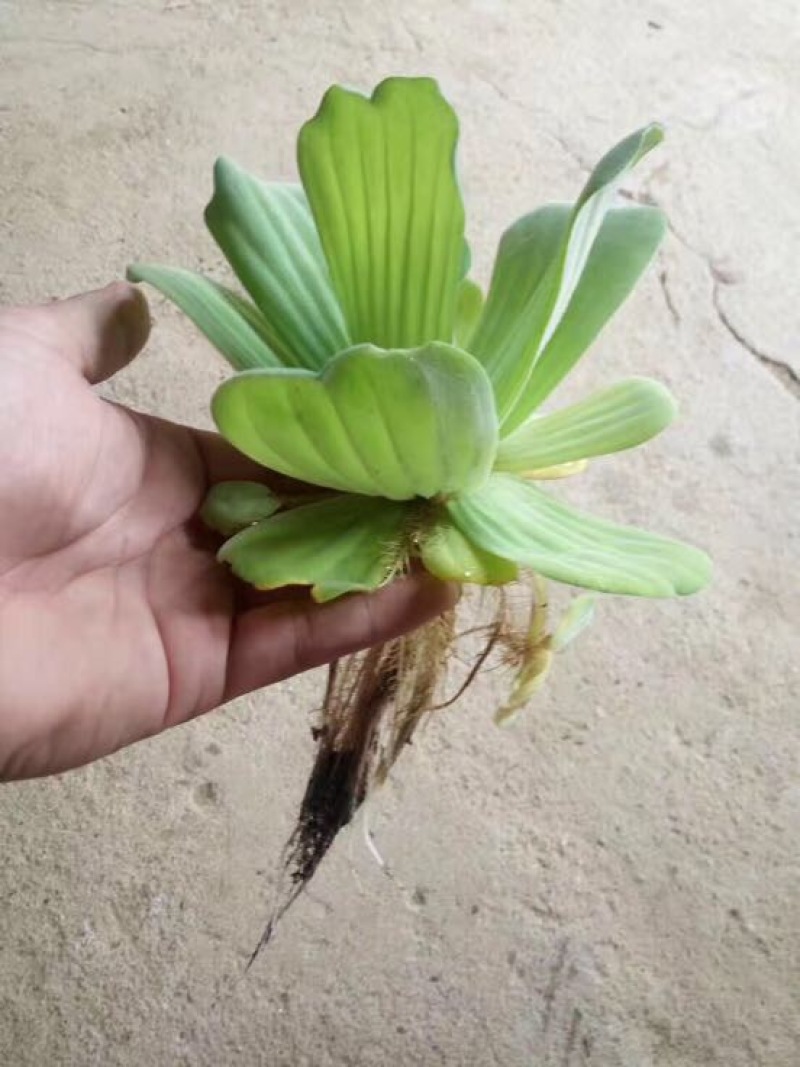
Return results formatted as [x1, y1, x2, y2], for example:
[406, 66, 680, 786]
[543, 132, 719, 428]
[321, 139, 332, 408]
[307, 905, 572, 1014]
[129, 78, 709, 612]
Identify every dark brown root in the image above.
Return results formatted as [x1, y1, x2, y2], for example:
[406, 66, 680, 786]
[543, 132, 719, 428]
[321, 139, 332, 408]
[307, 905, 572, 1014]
[250, 577, 550, 961]
[249, 613, 453, 961]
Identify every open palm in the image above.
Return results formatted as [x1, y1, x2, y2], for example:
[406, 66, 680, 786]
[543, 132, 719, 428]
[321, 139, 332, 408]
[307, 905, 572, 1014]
[0, 284, 454, 780]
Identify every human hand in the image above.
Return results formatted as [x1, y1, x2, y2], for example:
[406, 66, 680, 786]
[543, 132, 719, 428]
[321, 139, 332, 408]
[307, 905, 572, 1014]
[0, 284, 457, 780]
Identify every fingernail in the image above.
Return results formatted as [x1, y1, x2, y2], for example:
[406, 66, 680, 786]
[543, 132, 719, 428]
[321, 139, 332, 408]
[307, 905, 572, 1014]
[114, 283, 151, 358]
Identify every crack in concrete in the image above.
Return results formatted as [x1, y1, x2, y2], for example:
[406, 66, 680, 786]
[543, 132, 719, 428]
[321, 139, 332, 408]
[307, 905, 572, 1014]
[5, 35, 166, 55]
[562, 1006, 583, 1066]
[712, 281, 799, 399]
[620, 190, 798, 401]
[547, 132, 591, 174]
[658, 269, 681, 326]
[472, 72, 514, 105]
[397, 13, 424, 52]
[542, 936, 569, 1038]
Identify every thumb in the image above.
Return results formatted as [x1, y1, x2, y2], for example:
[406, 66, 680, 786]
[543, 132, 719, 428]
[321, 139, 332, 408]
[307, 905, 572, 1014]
[43, 282, 151, 383]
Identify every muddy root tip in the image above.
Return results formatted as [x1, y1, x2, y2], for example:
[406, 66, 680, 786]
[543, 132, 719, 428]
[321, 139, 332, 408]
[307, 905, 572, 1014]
[245, 921, 275, 971]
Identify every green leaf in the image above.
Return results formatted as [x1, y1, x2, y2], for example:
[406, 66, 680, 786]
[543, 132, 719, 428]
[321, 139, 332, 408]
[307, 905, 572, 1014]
[297, 76, 465, 349]
[126, 264, 281, 371]
[420, 519, 518, 584]
[200, 481, 281, 536]
[205, 166, 349, 369]
[508, 206, 667, 424]
[495, 647, 553, 725]
[551, 595, 596, 651]
[471, 205, 570, 411]
[448, 473, 711, 597]
[454, 278, 484, 349]
[496, 592, 596, 725]
[213, 342, 498, 500]
[495, 378, 677, 472]
[218, 494, 409, 602]
[548, 126, 663, 346]
[460, 238, 472, 279]
[471, 126, 663, 426]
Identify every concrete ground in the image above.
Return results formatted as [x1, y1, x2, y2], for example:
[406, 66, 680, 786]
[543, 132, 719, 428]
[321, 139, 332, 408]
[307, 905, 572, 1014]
[1, 1, 798, 1064]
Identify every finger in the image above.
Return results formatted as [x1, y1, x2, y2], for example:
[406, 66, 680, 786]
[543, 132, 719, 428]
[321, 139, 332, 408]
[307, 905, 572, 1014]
[224, 574, 460, 702]
[235, 584, 314, 610]
[45, 282, 151, 383]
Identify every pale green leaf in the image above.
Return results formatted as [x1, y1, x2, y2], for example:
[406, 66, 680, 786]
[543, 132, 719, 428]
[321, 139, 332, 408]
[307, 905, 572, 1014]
[218, 494, 409, 602]
[470, 205, 570, 410]
[212, 342, 498, 500]
[471, 127, 663, 425]
[548, 126, 664, 351]
[126, 264, 281, 371]
[205, 166, 349, 369]
[448, 474, 711, 597]
[454, 278, 484, 349]
[460, 239, 472, 279]
[200, 481, 281, 536]
[420, 520, 518, 584]
[508, 206, 667, 425]
[297, 76, 465, 349]
[495, 378, 677, 471]
[551, 595, 596, 651]
[520, 460, 588, 480]
[495, 647, 553, 725]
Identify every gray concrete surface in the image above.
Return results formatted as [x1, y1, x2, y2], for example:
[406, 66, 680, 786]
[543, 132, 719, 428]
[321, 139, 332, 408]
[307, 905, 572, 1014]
[1, 1, 798, 1064]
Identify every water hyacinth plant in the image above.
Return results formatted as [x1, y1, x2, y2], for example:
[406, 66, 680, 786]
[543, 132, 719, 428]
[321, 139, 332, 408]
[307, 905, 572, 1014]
[128, 77, 710, 949]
